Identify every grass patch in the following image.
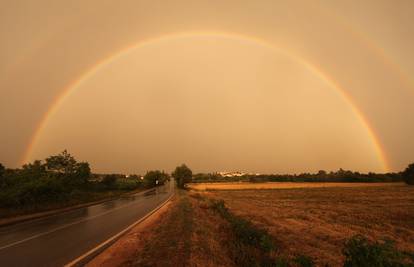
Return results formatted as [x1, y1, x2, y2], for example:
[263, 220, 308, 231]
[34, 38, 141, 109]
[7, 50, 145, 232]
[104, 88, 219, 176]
[132, 191, 194, 266]
[343, 235, 414, 267]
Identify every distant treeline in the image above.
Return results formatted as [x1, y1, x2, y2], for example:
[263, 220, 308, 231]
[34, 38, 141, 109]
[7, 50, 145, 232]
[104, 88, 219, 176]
[0, 150, 169, 211]
[192, 169, 404, 183]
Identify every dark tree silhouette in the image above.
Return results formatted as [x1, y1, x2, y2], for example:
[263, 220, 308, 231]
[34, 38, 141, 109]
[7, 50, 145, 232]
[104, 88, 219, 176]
[0, 163, 5, 188]
[402, 163, 414, 185]
[0, 163, 4, 176]
[172, 164, 192, 188]
[45, 150, 90, 184]
[144, 170, 169, 187]
[45, 150, 77, 174]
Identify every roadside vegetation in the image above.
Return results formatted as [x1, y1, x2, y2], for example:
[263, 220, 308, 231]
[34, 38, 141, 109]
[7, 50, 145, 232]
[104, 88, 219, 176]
[343, 235, 414, 267]
[0, 150, 169, 218]
[402, 163, 414, 185]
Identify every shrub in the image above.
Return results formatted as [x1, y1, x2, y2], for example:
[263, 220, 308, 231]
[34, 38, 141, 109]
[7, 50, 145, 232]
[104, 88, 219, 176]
[209, 199, 275, 252]
[343, 235, 412, 267]
[402, 163, 414, 185]
[102, 174, 118, 187]
[144, 170, 169, 188]
[116, 178, 142, 190]
[0, 163, 5, 188]
[0, 176, 69, 208]
[294, 255, 315, 267]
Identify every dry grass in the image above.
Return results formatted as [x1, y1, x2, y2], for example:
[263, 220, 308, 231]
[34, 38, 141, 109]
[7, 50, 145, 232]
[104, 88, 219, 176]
[89, 190, 235, 267]
[189, 182, 403, 191]
[208, 184, 414, 266]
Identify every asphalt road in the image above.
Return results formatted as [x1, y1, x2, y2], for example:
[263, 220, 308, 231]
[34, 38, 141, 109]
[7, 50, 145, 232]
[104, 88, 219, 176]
[0, 181, 174, 267]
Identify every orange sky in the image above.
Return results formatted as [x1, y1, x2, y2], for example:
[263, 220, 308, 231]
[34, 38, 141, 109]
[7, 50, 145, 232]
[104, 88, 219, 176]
[0, 0, 413, 174]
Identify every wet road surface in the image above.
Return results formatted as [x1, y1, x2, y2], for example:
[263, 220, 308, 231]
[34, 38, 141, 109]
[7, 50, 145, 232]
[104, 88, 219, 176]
[0, 181, 174, 266]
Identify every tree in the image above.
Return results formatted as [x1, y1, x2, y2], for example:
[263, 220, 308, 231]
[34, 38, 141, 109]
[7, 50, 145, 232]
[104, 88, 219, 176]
[317, 170, 326, 176]
[0, 163, 5, 188]
[45, 150, 77, 174]
[21, 160, 46, 179]
[45, 150, 90, 185]
[74, 162, 91, 184]
[0, 163, 4, 176]
[172, 164, 192, 188]
[402, 163, 414, 185]
[144, 170, 169, 188]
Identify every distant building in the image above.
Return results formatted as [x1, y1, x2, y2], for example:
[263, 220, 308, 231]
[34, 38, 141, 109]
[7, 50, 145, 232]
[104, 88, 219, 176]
[217, 171, 261, 177]
[218, 171, 245, 177]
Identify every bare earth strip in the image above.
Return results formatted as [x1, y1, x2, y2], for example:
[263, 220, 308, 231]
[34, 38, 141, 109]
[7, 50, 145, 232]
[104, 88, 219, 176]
[189, 182, 403, 191]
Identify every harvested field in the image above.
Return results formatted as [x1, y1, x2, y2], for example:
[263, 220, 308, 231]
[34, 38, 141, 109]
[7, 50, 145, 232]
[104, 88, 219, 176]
[209, 184, 414, 266]
[189, 181, 403, 191]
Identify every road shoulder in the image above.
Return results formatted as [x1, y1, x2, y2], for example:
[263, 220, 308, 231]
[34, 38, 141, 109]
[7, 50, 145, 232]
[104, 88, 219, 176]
[87, 195, 175, 267]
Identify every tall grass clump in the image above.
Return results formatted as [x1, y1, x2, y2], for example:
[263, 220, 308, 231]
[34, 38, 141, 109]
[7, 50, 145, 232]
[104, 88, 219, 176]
[343, 235, 413, 267]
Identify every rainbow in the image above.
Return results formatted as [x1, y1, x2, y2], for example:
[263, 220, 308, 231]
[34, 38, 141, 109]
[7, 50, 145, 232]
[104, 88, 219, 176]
[22, 31, 390, 172]
[318, 4, 414, 92]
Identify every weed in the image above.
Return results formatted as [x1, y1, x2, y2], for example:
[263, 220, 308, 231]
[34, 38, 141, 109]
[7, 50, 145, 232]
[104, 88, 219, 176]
[343, 235, 413, 267]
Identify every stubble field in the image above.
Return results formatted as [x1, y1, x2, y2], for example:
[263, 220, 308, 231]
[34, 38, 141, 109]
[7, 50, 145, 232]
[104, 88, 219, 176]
[189, 181, 402, 191]
[208, 184, 414, 266]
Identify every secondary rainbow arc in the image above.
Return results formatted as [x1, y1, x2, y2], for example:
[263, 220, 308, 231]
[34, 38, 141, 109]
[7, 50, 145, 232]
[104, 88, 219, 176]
[22, 31, 390, 172]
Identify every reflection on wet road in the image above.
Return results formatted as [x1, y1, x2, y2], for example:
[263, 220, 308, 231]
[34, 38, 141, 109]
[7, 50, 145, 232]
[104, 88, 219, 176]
[0, 181, 174, 267]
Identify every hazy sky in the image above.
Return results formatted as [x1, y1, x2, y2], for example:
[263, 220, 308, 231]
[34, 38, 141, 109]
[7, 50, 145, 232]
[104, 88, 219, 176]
[1, 0, 413, 174]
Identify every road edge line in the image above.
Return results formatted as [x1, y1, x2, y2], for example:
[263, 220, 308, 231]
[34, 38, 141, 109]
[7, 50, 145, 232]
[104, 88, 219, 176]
[64, 191, 175, 267]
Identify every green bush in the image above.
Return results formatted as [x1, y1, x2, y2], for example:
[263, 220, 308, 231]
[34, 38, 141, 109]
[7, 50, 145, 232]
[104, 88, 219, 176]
[0, 176, 69, 208]
[294, 255, 315, 267]
[116, 178, 143, 190]
[0, 152, 146, 211]
[273, 257, 290, 267]
[102, 174, 118, 187]
[144, 170, 169, 188]
[343, 235, 412, 267]
[402, 163, 414, 185]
